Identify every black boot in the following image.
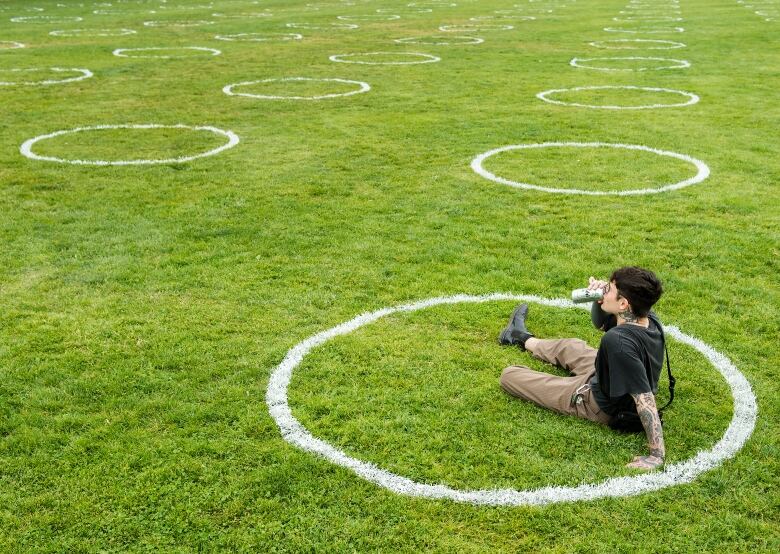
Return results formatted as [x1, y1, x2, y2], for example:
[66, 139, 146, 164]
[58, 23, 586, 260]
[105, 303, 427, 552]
[498, 303, 534, 349]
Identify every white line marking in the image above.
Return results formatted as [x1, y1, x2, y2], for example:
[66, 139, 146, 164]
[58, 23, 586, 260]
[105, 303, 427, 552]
[329, 51, 441, 65]
[223, 77, 370, 100]
[589, 39, 686, 50]
[0, 67, 92, 86]
[267, 293, 757, 506]
[570, 56, 690, 71]
[536, 85, 699, 110]
[470, 142, 709, 195]
[113, 46, 221, 58]
[20, 124, 240, 166]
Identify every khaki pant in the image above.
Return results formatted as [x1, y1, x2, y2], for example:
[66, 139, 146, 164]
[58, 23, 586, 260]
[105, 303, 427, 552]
[499, 338, 611, 425]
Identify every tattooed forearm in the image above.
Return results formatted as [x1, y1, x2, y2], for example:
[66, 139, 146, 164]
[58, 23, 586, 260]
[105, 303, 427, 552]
[632, 392, 665, 459]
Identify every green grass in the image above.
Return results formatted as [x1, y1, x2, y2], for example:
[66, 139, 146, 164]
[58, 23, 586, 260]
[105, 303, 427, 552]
[0, 0, 778, 551]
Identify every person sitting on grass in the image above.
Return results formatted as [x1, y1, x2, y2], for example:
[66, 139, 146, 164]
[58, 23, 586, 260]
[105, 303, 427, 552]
[498, 266, 666, 471]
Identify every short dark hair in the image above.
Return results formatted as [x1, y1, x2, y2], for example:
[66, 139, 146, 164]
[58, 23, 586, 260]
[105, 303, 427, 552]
[610, 266, 663, 317]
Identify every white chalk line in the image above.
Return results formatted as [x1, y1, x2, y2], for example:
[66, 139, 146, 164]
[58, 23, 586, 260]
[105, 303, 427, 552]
[0, 40, 26, 49]
[440, 24, 514, 31]
[615, 16, 683, 22]
[394, 34, 484, 45]
[143, 20, 215, 27]
[337, 14, 400, 20]
[470, 15, 536, 21]
[603, 26, 684, 33]
[215, 32, 302, 42]
[470, 142, 710, 196]
[0, 67, 93, 86]
[536, 85, 699, 110]
[266, 293, 757, 506]
[570, 56, 690, 71]
[113, 46, 221, 59]
[20, 124, 240, 166]
[589, 39, 686, 50]
[11, 15, 83, 23]
[329, 51, 441, 65]
[51, 28, 136, 37]
[223, 77, 370, 100]
[286, 22, 358, 30]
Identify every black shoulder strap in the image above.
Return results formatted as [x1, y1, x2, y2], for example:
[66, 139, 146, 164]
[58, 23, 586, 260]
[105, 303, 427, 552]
[648, 313, 675, 413]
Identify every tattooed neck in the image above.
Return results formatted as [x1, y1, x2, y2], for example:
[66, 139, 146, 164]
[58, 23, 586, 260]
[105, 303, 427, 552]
[620, 309, 639, 323]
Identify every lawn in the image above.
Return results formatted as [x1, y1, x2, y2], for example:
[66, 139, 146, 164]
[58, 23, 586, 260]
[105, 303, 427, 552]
[0, 0, 778, 551]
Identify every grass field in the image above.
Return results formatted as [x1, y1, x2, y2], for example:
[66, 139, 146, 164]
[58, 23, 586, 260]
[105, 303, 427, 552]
[1, 0, 778, 551]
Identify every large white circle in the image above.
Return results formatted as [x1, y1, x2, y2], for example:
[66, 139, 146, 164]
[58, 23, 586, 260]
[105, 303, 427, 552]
[590, 39, 686, 49]
[0, 67, 93, 86]
[614, 16, 683, 21]
[470, 142, 710, 196]
[603, 26, 684, 33]
[215, 32, 302, 42]
[570, 56, 690, 71]
[267, 293, 757, 506]
[337, 14, 400, 20]
[394, 34, 483, 45]
[536, 85, 699, 110]
[11, 15, 83, 23]
[113, 46, 221, 58]
[329, 51, 440, 65]
[439, 24, 513, 31]
[143, 20, 214, 27]
[51, 28, 136, 37]
[223, 77, 370, 100]
[470, 15, 536, 21]
[0, 40, 25, 49]
[19, 124, 240, 166]
[286, 22, 358, 30]
[211, 12, 271, 18]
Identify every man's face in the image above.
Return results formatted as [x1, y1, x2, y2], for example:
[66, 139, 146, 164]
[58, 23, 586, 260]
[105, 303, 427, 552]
[600, 280, 630, 315]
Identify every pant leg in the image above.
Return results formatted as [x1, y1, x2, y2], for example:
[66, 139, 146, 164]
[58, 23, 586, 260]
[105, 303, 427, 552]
[529, 338, 597, 376]
[499, 365, 610, 425]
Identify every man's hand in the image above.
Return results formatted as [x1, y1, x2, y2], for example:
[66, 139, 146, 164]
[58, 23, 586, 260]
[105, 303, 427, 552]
[627, 455, 664, 471]
[587, 276, 608, 291]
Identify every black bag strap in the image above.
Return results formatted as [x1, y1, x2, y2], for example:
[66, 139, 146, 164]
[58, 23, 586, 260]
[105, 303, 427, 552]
[648, 313, 675, 413]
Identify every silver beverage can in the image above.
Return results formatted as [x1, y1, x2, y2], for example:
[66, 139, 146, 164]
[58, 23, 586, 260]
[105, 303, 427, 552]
[571, 288, 604, 304]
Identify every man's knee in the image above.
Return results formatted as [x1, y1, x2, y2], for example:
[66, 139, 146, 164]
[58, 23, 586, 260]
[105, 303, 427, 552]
[499, 365, 524, 392]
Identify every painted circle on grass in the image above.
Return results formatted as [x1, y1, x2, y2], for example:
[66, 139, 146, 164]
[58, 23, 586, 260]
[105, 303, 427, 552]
[0, 67, 93, 86]
[223, 77, 370, 100]
[394, 34, 483, 45]
[570, 56, 690, 71]
[470, 15, 536, 21]
[286, 22, 358, 30]
[19, 124, 240, 166]
[0, 40, 25, 49]
[113, 46, 221, 58]
[267, 293, 757, 506]
[143, 20, 215, 27]
[536, 85, 699, 110]
[589, 39, 686, 49]
[440, 24, 513, 31]
[51, 28, 136, 37]
[11, 15, 83, 23]
[603, 26, 684, 33]
[329, 51, 440, 65]
[614, 16, 683, 22]
[211, 12, 272, 18]
[337, 14, 400, 20]
[470, 142, 709, 195]
[215, 32, 302, 42]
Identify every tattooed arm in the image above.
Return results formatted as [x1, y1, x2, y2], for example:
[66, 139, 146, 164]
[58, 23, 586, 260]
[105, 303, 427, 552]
[627, 392, 665, 470]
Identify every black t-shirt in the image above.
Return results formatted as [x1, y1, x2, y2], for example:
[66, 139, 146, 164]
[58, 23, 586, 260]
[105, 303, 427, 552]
[590, 314, 665, 415]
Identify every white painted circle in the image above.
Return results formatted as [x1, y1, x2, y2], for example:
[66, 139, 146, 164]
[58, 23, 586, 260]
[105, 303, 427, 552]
[394, 34, 483, 45]
[113, 46, 221, 58]
[267, 293, 757, 506]
[143, 20, 214, 27]
[440, 24, 513, 31]
[0, 40, 25, 49]
[570, 56, 690, 71]
[337, 14, 400, 20]
[329, 51, 440, 65]
[215, 32, 302, 42]
[51, 28, 136, 37]
[536, 85, 699, 110]
[0, 67, 93, 86]
[11, 15, 83, 23]
[603, 26, 684, 33]
[286, 22, 358, 30]
[409, 2, 457, 6]
[20, 124, 240, 166]
[470, 142, 710, 196]
[211, 12, 272, 18]
[590, 39, 686, 50]
[223, 77, 370, 100]
[470, 15, 535, 21]
[377, 8, 432, 14]
[615, 16, 683, 21]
